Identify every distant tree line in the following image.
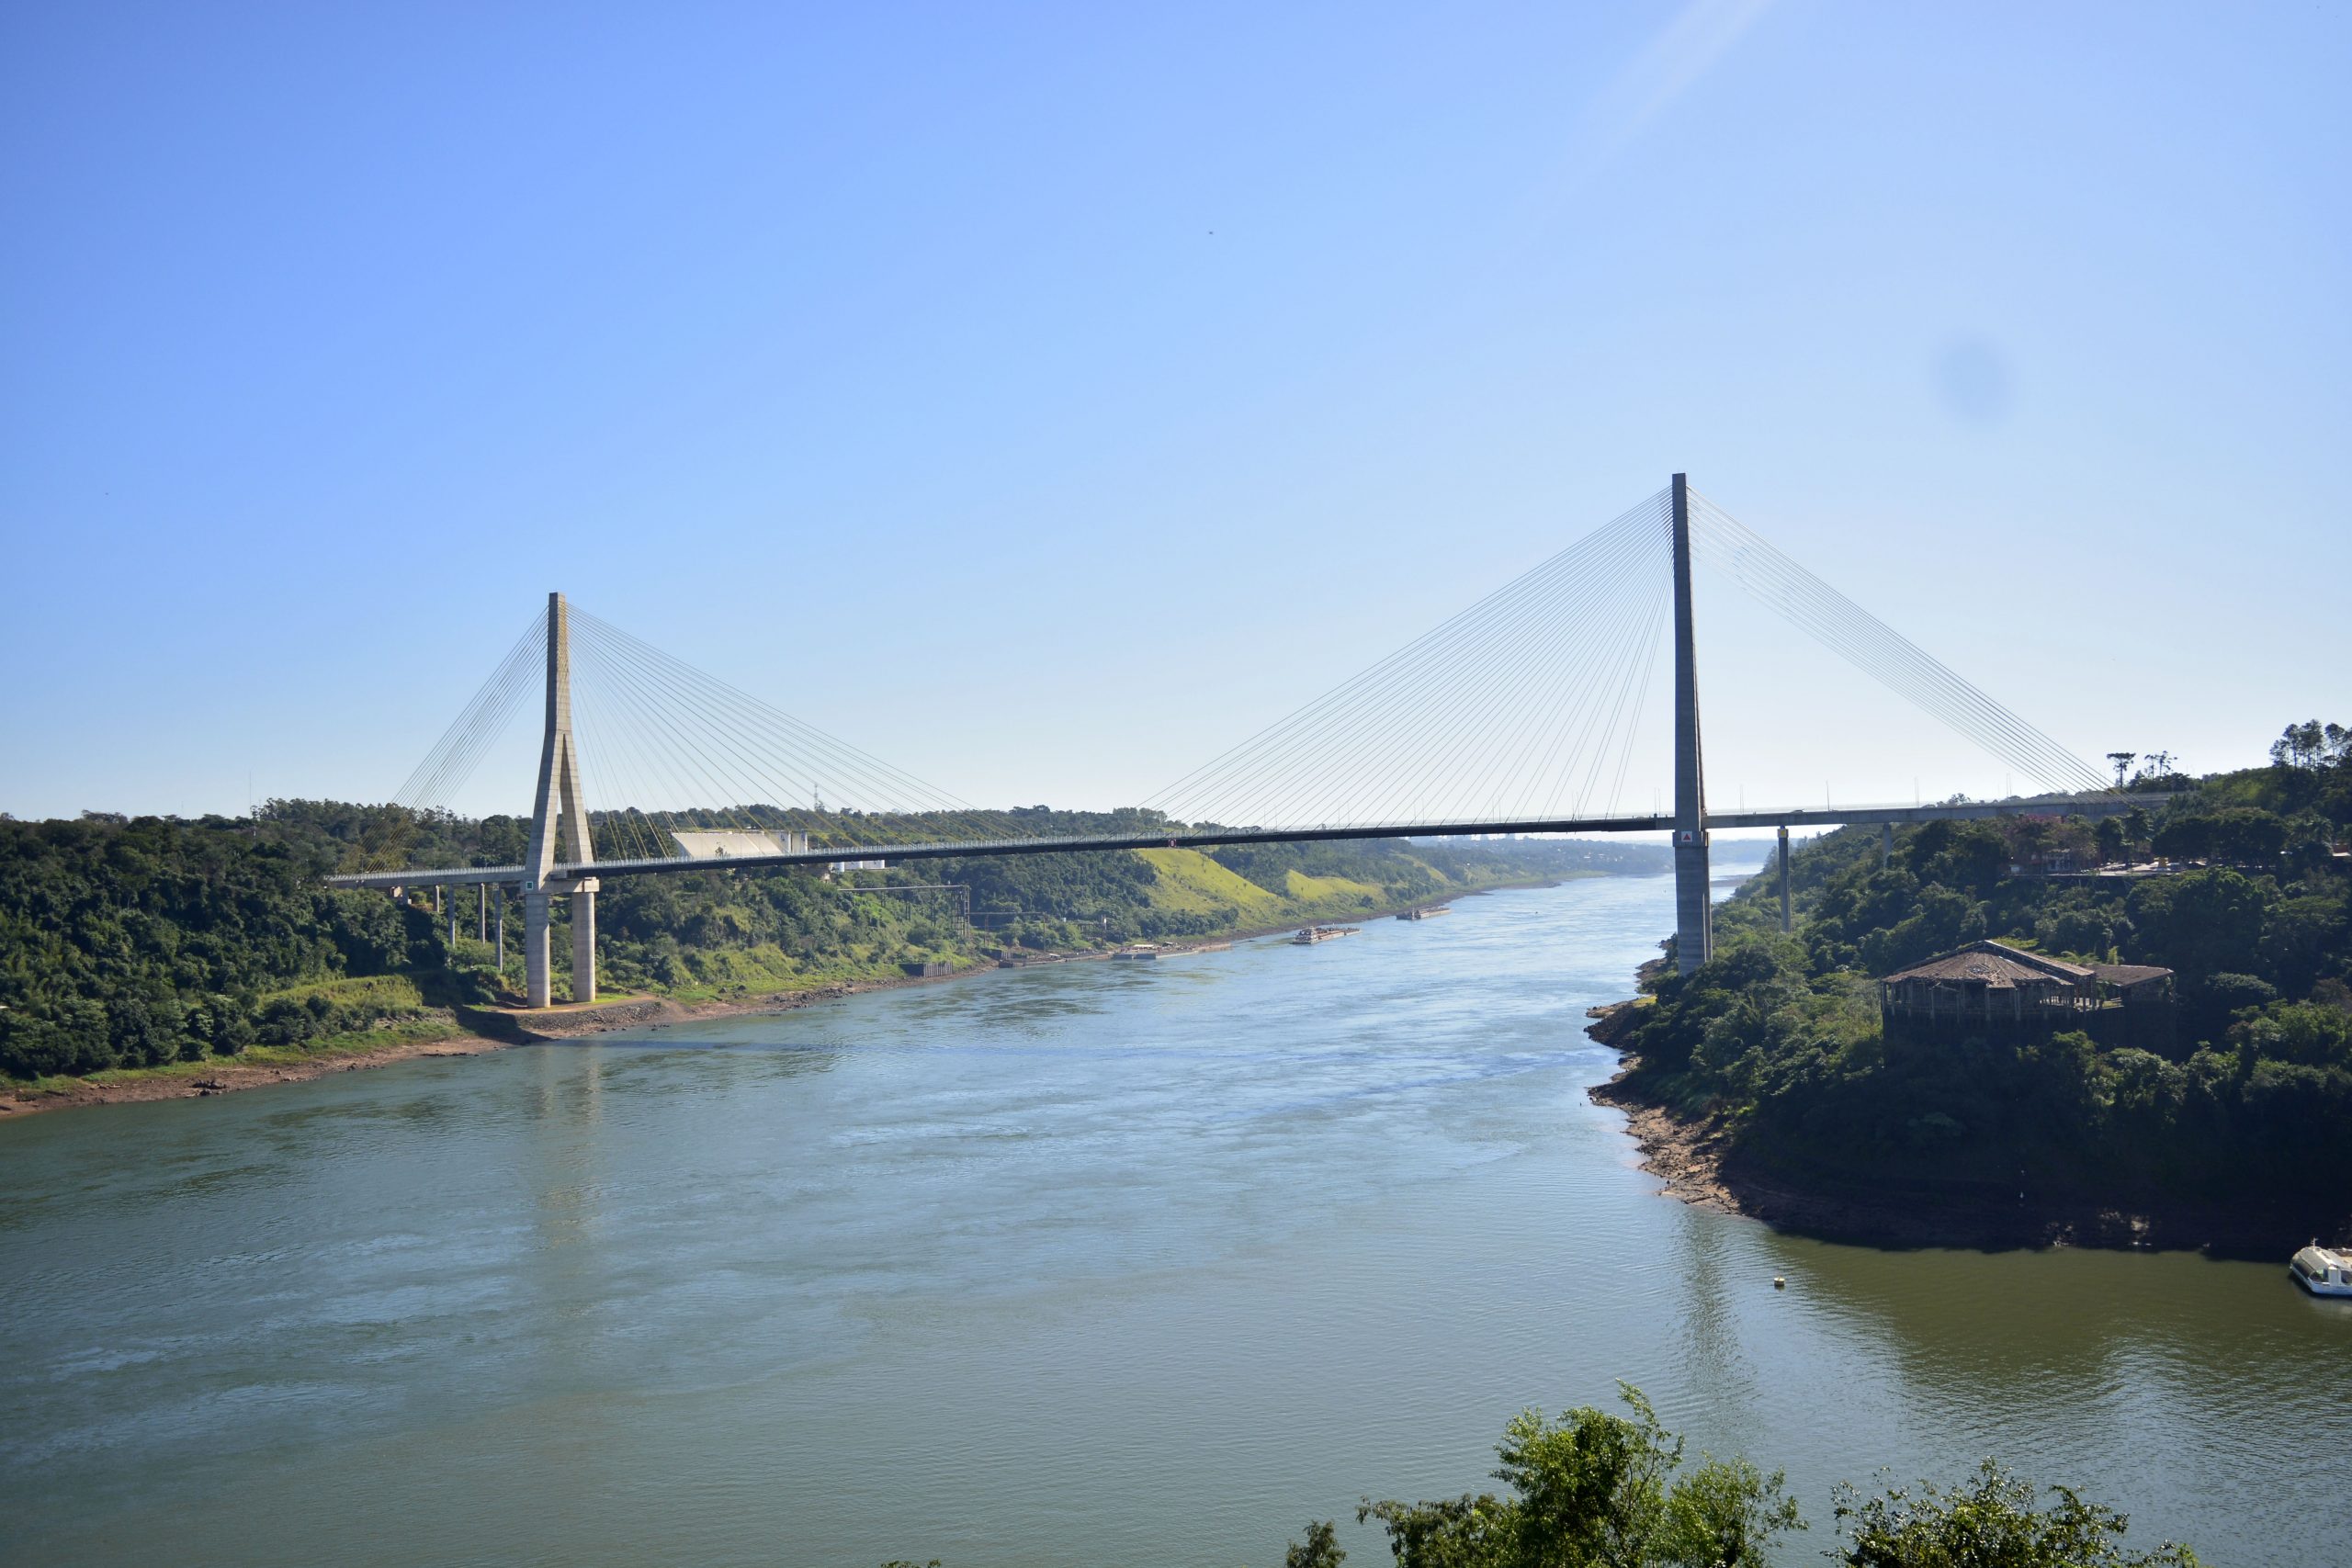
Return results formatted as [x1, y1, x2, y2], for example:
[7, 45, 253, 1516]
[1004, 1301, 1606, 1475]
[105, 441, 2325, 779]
[0, 800, 1626, 1082]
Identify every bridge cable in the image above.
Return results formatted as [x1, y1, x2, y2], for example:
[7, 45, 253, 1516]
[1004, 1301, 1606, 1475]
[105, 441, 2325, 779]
[395, 611, 548, 814]
[1687, 492, 2110, 796]
[1152, 490, 1669, 829]
[568, 607, 1033, 854]
[1147, 491, 1667, 822]
[1156, 491, 1672, 831]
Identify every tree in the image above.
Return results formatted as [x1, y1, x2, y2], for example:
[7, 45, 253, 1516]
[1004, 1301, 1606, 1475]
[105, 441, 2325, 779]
[1286, 1520, 1347, 1568]
[1355, 1386, 1801, 1568]
[2267, 719, 2350, 772]
[1833, 1461, 2199, 1567]
[2106, 752, 2136, 789]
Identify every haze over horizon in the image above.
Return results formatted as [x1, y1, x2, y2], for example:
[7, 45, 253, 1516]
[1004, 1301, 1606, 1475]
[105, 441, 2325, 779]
[5, 3, 2345, 823]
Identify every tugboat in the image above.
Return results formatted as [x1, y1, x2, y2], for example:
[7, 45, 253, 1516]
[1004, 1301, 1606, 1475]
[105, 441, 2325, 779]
[1291, 924, 1360, 945]
[2290, 1243, 2352, 1297]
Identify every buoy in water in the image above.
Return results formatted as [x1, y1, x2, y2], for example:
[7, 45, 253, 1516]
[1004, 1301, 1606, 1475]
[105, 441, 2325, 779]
[1772, 1276, 1786, 1290]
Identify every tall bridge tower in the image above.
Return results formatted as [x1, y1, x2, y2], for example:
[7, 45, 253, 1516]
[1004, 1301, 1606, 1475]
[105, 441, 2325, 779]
[523, 592, 598, 1008]
[1670, 473, 1712, 975]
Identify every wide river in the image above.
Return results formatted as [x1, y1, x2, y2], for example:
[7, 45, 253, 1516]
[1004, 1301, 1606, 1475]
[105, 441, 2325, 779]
[2, 873, 2345, 1566]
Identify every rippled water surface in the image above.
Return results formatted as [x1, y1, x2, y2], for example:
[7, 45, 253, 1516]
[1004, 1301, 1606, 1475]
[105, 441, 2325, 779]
[3, 874, 2346, 1566]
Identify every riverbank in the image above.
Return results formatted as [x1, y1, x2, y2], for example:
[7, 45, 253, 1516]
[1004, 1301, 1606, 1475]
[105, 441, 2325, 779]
[0, 970, 956, 1118]
[1583, 1003, 2337, 1256]
[1, 881, 1563, 1120]
[0, 1018, 488, 1117]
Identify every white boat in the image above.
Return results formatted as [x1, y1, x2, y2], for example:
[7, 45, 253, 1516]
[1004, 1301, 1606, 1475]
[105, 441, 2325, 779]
[2290, 1244, 2352, 1297]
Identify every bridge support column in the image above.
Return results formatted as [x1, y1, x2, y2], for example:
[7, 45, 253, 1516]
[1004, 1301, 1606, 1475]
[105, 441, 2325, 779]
[1670, 473, 1713, 975]
[1778, 826, 1792, 934]
[1882, 821, 1894, 867]
[524, 891, 553, 1008]
[571, 888, 596, 1004]
[522, 591, 598, 1010]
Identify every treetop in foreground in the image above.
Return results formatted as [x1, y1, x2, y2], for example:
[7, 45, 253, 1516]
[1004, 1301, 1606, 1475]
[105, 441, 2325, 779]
[1266, 1389, 2197, 1567]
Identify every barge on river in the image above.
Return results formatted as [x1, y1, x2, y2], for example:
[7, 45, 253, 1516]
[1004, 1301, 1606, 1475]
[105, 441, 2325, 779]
[1396, 906, 1451, 920]
[1292, 925, 1360, 945]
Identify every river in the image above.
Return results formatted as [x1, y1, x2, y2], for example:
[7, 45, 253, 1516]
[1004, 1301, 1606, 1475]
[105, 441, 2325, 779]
[2, 873, 2345, 1566]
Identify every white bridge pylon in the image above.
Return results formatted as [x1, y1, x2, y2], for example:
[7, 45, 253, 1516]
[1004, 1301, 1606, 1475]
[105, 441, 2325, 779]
[524, 592, 597, 1008]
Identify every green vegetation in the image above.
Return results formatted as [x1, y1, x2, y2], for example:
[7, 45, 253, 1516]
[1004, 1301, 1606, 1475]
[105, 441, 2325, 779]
[866, 1392, 2203, 1566]
[1611, 722, 2352, 1231]
[0, 800, 1645, 1087]
[1278, 1392, 2198, 1565]
[866, 1392, 2200, 1567]
[1829, 1461, 2199, 1568]
[1342, 1387, 1803, 1568]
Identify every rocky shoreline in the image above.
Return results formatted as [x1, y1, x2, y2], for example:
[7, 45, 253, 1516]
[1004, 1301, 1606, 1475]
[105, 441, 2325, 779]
[1582, 1000, 2336, 1257]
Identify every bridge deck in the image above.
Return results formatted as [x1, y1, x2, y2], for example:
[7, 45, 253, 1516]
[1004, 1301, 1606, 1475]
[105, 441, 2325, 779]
[326, 794, 2152, 890]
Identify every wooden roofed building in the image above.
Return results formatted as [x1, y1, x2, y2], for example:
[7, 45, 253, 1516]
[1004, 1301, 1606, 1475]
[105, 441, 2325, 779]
[1878, 940, 2175, 1051]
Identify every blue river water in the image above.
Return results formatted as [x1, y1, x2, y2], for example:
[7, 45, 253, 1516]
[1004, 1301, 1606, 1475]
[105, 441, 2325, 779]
[2, 872, 2345, 1565]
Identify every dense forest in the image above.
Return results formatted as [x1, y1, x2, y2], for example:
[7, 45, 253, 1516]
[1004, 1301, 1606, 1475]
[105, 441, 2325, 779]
[0, 800, 1651, 1084]
[1606, 722, 2352, 1235]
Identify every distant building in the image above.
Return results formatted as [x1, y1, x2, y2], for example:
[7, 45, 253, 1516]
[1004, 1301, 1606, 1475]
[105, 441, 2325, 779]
[1877, 940, 2174, 1052]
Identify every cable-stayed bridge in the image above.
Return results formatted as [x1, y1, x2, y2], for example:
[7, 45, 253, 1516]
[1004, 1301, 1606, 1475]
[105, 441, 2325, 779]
[329, 477, 2147, 1006]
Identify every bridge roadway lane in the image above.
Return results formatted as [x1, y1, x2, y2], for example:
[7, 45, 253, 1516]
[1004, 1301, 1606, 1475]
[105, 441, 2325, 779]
[323, 792, 2158, 891]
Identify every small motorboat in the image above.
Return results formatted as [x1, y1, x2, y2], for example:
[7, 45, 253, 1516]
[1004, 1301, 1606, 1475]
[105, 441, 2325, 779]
[2290, 1243, 2352, 1297]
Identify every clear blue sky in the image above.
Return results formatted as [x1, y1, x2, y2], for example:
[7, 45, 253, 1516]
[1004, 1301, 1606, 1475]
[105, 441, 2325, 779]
[4, 2, 2345, 822]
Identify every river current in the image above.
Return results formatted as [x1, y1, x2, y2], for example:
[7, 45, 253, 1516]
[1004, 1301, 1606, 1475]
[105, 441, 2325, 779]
[2, 873, 2345, 1566]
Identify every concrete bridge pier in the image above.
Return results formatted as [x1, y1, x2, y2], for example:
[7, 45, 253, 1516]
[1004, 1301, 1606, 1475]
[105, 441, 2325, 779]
[1778, 826, 1792, 933]
[524, 891, 553, 1007]
[571, 887, 597, 1005]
